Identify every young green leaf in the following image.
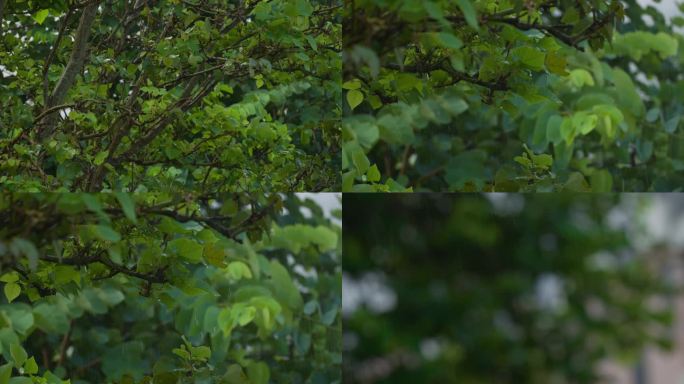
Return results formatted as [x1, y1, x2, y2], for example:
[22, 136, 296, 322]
[9, 344, 27, 367]
[33, 10, 50, 25]
[4, 282, 20, 303]
[347, 90, 364, 110]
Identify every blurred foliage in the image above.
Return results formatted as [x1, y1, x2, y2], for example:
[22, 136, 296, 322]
[0, 193, 341, 383]
[342, 0, 684, 191]
[343, 194, 673, 383]
[0, 0, 340, 192]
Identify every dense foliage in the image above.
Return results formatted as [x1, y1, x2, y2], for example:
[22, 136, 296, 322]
[342, 0, 684, 191]
[0, 0, 341, 192]
[343, 194, 673, 383]
[0, 193, 341, 383]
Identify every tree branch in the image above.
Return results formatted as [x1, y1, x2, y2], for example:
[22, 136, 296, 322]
[57, 320, 74, 367]
[33, 103, 76, 124]
[485, 17, 578, 47]
[43, 9, 75, 103]
[39, 3, 99, 139]
[39, 251, 166, 284]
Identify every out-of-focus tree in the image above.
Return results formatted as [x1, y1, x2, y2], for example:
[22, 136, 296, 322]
[343, 194, 673, 383]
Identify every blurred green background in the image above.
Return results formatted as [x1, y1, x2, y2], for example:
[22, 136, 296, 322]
[343, 194, 684, 384]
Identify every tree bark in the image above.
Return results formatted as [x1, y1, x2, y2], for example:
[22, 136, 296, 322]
[39, 4, 98, 139]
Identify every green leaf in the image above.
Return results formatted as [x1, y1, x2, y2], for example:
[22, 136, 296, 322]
[191, 346, 211, 361]
[33, 9, 49, 25]
[342, 79, 362, 90]
[546, 115, 564, 144]
[435, 32, 463, 49]
[223, 365, 249, 383]
[347, 90, 364, 110]
[545, 51, 568, 75]
[4, 283, 20, 303]
[611, 31, 679, 60]
[10, 239, 39, 270]
[101, 341, 146, 381]
[533, 153, 553, 169]
[227, 261, 253, 280]
[115, 193, 137, 224]
[246, 362, 270, 384]
[665, 115, 680, 133]
[8, 378, 32, 384]
[563, 172, 590, 191]
[513, 47, 546, 71]
[366, 164, 381, 182]
[54, 265, 81, 286]
[90, 224, 121, 242]
[611, 68, 644, 117]
[455, 0, 478, 29]
[321, 307, 338, 325]
[305, 35, 318, 51]
[9, 344, 27, 367]
[349, 119, 379, 150]
[0, 363, 12, 384]
[645, 107, 660, 123]
[237, 306, 256, 326]
[296, 0, 313, 16]
[377, 112, 415, 144]
[303, 301, 318, 315]
[126, 63, 138, 75]
[350, 145, 370, 174]
[561, 118, 575, 144]
[573, 112, 598, 135]
[268, 260, 303, 310]
[203, 242, 226, 267]
[569, 69, 595, 88]
[445, 151, 486, 190]
[168, 238, 204, 263]
[0, 273, 19, 283]
[93, 150, 109, 165]
[590, 170, 613, 192]
[23, 357, 37, 375]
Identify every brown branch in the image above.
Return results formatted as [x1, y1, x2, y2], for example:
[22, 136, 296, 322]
[43, 9, 75, 103]
[159, 63, 225, 88]
[42, 348, 50, 372]
[33, 103, 76, 124]
[73, 357, 102, 377]
[57, 320, 74, 367]
[117, 75, 201, 159]
[385, 61, 509, 91]
[39, 3, 99, 139]
[39, 251, 166, 284]
[412, 165, 446, 187]
[485, 16, 578, 47]
[399, 145, 412, 176]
